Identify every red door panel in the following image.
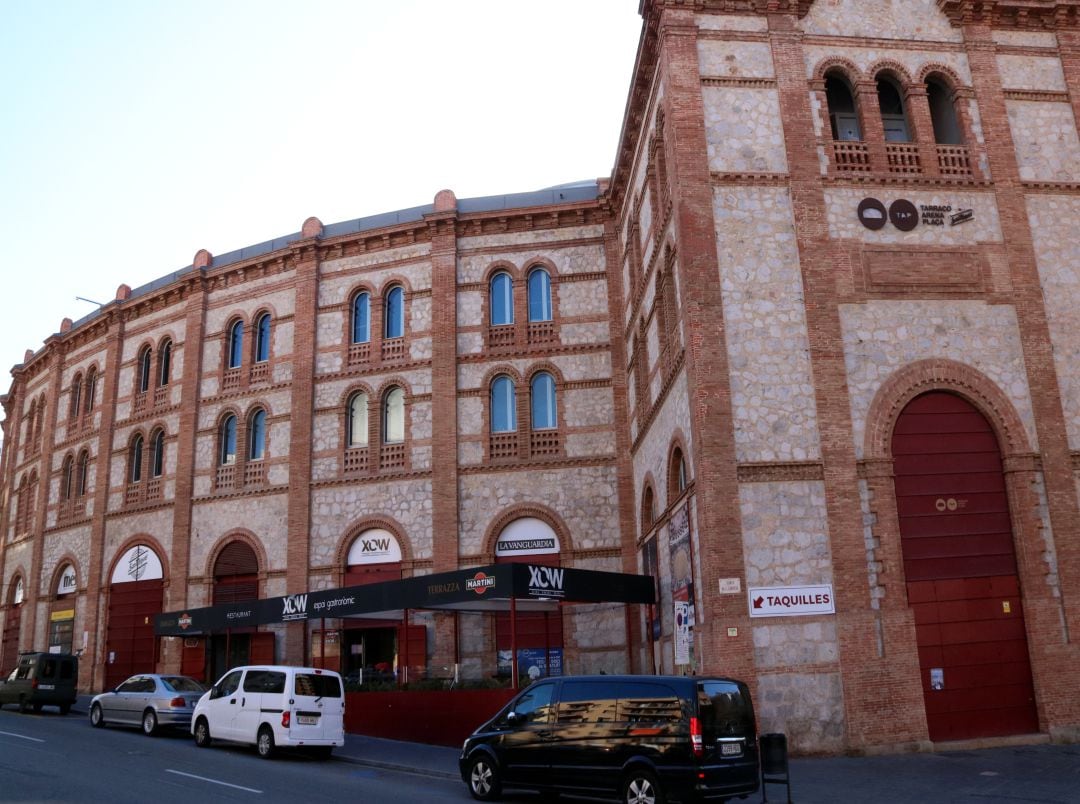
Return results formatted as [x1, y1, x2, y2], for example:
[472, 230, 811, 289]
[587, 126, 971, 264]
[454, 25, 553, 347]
[893, 392, 1038, 741]
[105, 579, 163, 690]
[1, 605, 22, 678]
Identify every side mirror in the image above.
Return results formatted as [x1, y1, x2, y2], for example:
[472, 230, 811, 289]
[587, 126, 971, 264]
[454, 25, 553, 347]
[209, 684, 220, 700]
[506, 711, 521, 725]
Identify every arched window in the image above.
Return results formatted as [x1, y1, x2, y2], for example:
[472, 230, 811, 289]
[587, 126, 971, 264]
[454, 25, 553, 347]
[384, 286, 404, 339]
[138, 346, 152, 393]
[84, 367, 97, 413]
[129, 436, 144, 483]
[490, 272, 513, 326]
[877, 75, 910, 142]
[348, 392, 369, 447]
[76, 450, 89, 496]
[254, 313, 271, 363]
[530, 372, 557, 430]
[351, 292, 371, 344]
[220, 415, 237, 465]
[158, 340, 172, 386]
[227, 321, 244, 369]
[383, 387, 405, 444]
[527, 268, 552, 322]
[491, 375, 517, 433]
[926, 76, 962, 145]
[669, 446, 687, 500]
[248, 409, 266, 460]
[61, 455, 74, 500]
[825, 74, 861, 141]
[641, 485, 655, 534]
[69, 374, 83, 418]
[151, 430, 165, 478]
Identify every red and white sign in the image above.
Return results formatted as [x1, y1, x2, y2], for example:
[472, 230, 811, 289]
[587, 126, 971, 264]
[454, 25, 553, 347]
[748, 585, 835, 618]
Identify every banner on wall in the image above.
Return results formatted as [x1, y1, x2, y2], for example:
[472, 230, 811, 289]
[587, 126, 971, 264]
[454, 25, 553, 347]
[111, 545, 164, 584]
[674, 600, 692, 666]
[347, 529, 403, 565]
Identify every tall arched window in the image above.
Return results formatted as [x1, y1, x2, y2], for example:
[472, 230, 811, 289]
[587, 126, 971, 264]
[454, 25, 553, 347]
[641, 485, 655, 535]
[530, 372, 557, 430]
[877, 75, 910, 141]
[491, 375, 517, 433]
[527, 268, 552, 322]
[138, 346, 152, 393]
[669, 446, 687, 500]
[351, 292, 371, 344]
[227, 321, 244, 369]
[220, 415, 237, 465]
[383, 387, 405, 443]
[490, 272, 513, 326]
[248, 409, 266, 460]
[84, 367, 97, 413]
[69, 374, 83, 418]
[254, 313, 271, 363]
[158, 340, 172, 386]
[61, 455, 75, 500]
[76, 450, 89, 496]
[926, 76, 962, 144]
[348, 392, 369, 447]
[151, 430, 165, 478]
[825, 74, 861, 141]
[129, 436, 144, 483]
[384, 286, 404, 339]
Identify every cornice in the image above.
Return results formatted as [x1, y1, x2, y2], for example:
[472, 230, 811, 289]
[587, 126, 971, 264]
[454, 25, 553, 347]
[937, 0, 1080, 29]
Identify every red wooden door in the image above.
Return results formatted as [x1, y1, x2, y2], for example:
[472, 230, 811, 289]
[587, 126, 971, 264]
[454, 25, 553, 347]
[181, 638, 207, 682]
[104, 579, 163, 690]
[893, 392, 1038, 741]
[1, 604, 22, 677]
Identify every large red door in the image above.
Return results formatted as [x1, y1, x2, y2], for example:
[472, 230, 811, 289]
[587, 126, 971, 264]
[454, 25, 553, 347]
[893, 392, 1038, 741]
[104, 579, 163, 690]
[1, 604, 22, 677]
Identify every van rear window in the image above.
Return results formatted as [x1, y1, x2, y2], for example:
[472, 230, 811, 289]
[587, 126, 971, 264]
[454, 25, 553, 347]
[697, 681, 755, 737]
[59, 661, 74, 680]
[294, 673, 342, 698]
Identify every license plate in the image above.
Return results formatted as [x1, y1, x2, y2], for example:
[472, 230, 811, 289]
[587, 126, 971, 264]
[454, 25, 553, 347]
[720, 742, 742, 756]
[39, 684, 55, 690]
[297, 715, 318, 726]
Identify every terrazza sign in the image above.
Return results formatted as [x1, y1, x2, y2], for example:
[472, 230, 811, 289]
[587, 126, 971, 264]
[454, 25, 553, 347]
[748, 584, 835, 618]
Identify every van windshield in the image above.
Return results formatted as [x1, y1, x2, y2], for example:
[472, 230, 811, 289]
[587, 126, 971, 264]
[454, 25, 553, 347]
[294, 673, 342, 698]
[697, 681, 755, 737]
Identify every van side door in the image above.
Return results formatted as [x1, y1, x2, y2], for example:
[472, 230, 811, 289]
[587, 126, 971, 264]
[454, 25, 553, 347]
[205, 669, 244, 741]
[236, 670, 278, 743]
[495, 681, 557, 787]
[547, 680, 622, 794]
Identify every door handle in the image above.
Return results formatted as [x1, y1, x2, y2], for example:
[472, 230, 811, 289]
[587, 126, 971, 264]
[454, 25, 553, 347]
[229, 699, 236, 705]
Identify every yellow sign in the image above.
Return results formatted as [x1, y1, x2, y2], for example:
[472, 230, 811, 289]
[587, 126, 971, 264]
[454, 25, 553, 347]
[1003, 601, 1012, 614]
[50, 609, 75, 622]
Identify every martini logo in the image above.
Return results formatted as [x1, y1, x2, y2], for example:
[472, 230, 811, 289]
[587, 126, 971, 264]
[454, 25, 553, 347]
[282, 594, 308, 621]
[527, 565, 565, 598]
[465, 572, 496, 595]
[178, 613, 193, 631]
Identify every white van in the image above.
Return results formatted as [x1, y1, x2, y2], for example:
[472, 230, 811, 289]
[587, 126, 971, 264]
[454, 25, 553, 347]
[191, 665, 345, 759]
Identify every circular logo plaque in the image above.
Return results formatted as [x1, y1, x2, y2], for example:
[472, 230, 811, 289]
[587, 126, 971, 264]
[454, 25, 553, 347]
[857, 198, 887, 230]
[889, 199, 919, 231]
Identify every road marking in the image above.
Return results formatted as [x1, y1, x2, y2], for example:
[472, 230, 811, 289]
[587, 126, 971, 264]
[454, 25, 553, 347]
[165, 770, 262, 794]
[0, 730, 45, 743]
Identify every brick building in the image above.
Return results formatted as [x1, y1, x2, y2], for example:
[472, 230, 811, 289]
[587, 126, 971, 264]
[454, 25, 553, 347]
[2, 0, 1079, 752]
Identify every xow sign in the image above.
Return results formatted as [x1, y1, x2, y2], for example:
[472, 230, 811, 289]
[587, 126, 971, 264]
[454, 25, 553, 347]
[527, 565, 565, 598]
[282, 594, 308, 622]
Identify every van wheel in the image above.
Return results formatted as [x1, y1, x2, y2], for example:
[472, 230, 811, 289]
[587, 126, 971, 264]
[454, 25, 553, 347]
[256, 726, 276, 759]
[18, 696, 31, 714]
[467, 754, 502, 801]
[32, 703, 43, 713]
[194, 718, 212, 748]
[142, 710, 158, 736]
[622, 769, 665, 804]
[59, 703, 71, 716]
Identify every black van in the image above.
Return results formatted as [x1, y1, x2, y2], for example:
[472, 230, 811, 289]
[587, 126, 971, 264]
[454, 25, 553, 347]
[459, 674, 759, 803]
[0, 652, 79, 714]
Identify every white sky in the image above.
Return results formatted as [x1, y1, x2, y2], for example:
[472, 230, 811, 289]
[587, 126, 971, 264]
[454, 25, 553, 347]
[0, 1, 643, 446]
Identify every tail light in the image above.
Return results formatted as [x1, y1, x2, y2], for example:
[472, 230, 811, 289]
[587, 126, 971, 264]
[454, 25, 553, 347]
[281, 711, 291, 728]
[169, 697, 186, 708]
[32, 678, 39, 690]
[690, 716, 704, 758]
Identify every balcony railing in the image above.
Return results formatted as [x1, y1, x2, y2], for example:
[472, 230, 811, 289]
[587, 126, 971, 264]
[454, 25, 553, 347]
[249, 362, 270, 384]
[380, 442, 406, 471]
[133, 391, 148, 413]
[146, 477, 162, 501]
[348, 342, 371, 365]
[530, 430, 561, 458]
[489, 432, 519, 461]
[831, 141, 871, 173]
[527, 321, 556, 345]
[344, 446, 370, 474]
[487, 325, 515, 348]
[937, 144, 972, 177]
[243, 461, 266, 486]
[222, 367, 242, 392]
[153, 386, 169, 407]
[885, 142, 921, 174]
[215, 464, 236, 490]
[382, 338, 406, 362]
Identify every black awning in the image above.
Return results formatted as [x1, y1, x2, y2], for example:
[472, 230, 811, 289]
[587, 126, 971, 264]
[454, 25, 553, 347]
[154, 563, 654, 636]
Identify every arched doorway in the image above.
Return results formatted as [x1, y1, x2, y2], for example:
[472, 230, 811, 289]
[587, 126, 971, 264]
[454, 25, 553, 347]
[1, 577, 25, 676]
[49, 563, 79, 654]
[892, 392, 1038, 741]
[104, 545, 164, 690]
[494, 517, 564, 680]
[204, 540, 272, 681]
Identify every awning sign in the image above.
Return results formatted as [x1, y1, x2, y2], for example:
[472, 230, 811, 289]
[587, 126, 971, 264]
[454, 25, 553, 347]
[748, 585, 835, 618]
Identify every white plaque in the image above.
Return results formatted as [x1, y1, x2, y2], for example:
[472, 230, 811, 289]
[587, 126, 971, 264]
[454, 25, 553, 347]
[748, 584, 835, 618]
[719, 578, 741, 594]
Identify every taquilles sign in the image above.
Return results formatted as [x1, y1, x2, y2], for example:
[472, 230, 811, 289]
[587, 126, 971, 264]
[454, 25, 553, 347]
[748, 584, 835, 618]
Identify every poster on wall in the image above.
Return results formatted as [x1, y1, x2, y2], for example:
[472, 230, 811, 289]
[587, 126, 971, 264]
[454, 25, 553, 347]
[674, 600, 692, 666]
[497, 648, 564, 679]
[668, 504, 695, 668]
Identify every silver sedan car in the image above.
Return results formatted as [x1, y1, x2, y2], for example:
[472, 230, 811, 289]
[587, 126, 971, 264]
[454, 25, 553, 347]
[89, 674, 206, 735]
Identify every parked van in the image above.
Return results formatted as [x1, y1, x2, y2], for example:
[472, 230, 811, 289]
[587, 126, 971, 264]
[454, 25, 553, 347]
[191, 665, 345, 759]
[460, 674, 759, 803]
[0, 651, 79, 715]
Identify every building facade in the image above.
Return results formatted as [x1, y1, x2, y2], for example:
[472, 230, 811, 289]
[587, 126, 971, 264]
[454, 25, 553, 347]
[3, 0, 1080, 752]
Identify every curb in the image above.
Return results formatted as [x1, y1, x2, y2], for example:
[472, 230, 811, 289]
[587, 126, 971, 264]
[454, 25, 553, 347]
[333, 753, 459, 781]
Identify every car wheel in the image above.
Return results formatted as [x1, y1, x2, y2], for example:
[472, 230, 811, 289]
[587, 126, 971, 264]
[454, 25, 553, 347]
[59, 703, 71, 716]
[466, 753, 502, 801]
[194, 718, 212, 748]
[18, 696, 31, 714]
[256, 726, 276, 759]
[142, 709, 158, 736]
[622, 769, 665, 804]
[90, 703, 105, 728]
[32, 703, 43, 713]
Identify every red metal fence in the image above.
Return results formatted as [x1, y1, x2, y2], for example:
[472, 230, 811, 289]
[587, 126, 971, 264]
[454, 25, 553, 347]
[345, 689, 517, 746]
